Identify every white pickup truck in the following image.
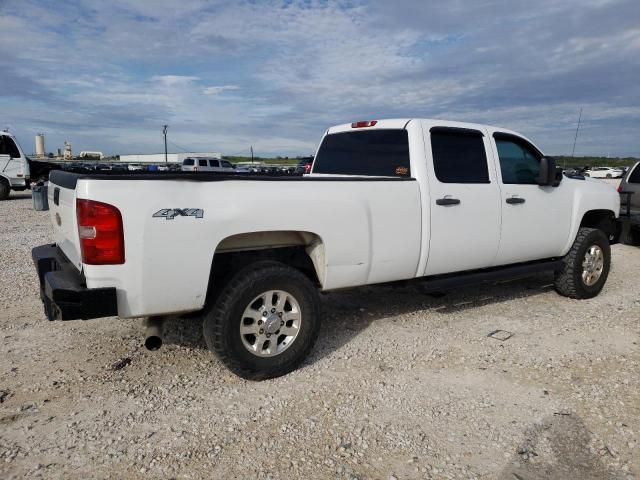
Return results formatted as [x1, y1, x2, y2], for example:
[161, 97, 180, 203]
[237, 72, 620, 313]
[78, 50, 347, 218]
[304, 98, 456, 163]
[0, 130, 31, 200]
[33, 119, 620, 379]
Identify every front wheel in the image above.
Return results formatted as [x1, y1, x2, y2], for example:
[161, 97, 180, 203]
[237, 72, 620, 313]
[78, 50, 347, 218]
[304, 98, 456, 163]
[203, 261, 320, 380]
[554, 227, 611, 299]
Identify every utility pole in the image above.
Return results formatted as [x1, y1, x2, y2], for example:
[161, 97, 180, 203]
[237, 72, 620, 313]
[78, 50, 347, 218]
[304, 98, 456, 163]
[162, 125, 168, 163]
[250, 145, 254, 164]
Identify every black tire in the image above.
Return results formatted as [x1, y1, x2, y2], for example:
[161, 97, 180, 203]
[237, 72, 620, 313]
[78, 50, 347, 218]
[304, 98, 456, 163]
[554, 227, 610, 299]
[606, 173, 612, 178]
[0, 179, 10, 200]
[621, 225, 640, 246]
[203, 260, 320, 380]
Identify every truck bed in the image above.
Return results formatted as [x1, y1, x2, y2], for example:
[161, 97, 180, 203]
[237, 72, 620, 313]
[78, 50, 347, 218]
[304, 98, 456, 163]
[47, 169, 423, 317]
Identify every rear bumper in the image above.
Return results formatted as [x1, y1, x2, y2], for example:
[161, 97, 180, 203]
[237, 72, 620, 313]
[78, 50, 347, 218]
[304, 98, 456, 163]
[32, 244, 118, 320]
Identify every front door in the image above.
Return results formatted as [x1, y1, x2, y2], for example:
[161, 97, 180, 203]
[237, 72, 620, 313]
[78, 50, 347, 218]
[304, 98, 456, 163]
[423, 124, 502, 276]
[490, 132, 572, 265]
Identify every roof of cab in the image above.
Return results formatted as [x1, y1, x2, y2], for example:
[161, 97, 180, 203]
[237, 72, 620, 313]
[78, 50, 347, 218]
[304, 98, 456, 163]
[325, 118, 540, 152]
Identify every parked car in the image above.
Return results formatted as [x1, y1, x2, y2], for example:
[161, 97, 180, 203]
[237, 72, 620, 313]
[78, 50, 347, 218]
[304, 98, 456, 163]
[583, 167, 624, 178]
[181, 157, 235, 172]
[0, 131, 30, 200]
[618, 162, 640, 213]
[34, 118, 620, 380]
[295, 157, 314, 174]
[111, 164, 128, 172]
[617, 161, 640, 245]
[95, 163, 112, 172]
[127, 163, 144, 171]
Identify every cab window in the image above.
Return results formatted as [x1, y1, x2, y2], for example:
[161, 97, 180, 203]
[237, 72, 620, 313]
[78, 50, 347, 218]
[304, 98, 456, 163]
[494, 134, 541, 184]
[430, 127, 489, 183]
[209, 159, 220, 167]
[313, 130, 410, 177]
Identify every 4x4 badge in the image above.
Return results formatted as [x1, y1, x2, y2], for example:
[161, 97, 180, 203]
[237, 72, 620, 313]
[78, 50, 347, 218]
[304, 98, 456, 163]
[152, 208, 204, 220]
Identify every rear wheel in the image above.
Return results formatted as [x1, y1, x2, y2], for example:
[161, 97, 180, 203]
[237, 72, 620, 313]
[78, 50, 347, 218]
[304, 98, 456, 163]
[0, 179, 10, 200]
[203, 261, 320, 380]
[554, 227, 610, 299]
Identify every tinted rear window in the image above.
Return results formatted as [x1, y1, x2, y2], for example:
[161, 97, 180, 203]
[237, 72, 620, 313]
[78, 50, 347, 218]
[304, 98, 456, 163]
[198, 159, 208, 167]
[628, 164, 640, 183]
[313, 130, 410, 177]
[430, 128, 489, 183]
[209, 160, 220, 167]
[183, 159, 194, 166]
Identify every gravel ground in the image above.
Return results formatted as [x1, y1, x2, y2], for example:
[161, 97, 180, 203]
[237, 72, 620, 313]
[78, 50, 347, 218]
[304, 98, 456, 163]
[1, 191, 639, 480]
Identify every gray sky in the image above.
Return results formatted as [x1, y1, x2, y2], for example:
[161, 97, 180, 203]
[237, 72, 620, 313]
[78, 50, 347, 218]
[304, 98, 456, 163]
[1, 0, 639, 157]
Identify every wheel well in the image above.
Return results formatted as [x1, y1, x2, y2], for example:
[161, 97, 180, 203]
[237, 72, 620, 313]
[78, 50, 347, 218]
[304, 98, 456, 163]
[206, 231, 325, 305]
[580, 210, 617, 239]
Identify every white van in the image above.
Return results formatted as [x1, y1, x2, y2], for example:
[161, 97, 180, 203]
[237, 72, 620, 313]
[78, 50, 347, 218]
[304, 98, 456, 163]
[181, 157, 235, 172]
[0, 131, 30, 200]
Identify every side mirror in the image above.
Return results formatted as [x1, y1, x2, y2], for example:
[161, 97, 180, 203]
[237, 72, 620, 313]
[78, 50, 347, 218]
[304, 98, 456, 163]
[538, 156, 557, 186]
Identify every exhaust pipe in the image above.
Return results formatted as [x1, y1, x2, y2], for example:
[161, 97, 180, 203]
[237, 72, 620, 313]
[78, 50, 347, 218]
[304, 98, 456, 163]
[144, 317, 165, 351]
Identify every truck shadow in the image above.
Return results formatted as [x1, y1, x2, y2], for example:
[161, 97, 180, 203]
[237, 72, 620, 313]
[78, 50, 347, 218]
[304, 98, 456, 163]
[497, 412, 624, 480]
[162, 272, 555, 361]
[306, 272, 554, 364]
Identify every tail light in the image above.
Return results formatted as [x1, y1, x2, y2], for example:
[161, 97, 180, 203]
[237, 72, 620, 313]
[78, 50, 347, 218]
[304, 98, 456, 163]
[617, 185, 622, 193]
[76, 199, 125, 265]
[304, 163, 312, 174]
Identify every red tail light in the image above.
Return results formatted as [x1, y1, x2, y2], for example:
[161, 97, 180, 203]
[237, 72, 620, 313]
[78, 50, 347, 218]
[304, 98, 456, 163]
[617, 185, 622, 192]
[304, 163, 312, 174]
[351, 120, 378, 128]
[76, 199, 125, 265]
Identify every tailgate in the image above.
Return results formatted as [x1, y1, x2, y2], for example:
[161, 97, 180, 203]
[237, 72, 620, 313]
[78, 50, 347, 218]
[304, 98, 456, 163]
[48, 171, 83, 271]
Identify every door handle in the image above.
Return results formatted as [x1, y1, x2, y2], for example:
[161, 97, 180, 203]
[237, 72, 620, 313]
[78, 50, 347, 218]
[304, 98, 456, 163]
[436, 197, 461, 206]
[506, 197, 525, 204]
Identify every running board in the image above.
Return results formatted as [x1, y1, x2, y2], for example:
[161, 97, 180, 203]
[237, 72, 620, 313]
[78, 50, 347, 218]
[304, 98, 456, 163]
[416, 258, 564, 293]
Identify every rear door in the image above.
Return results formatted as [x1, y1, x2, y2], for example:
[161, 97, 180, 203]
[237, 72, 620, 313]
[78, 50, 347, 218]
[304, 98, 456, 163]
[422, 123, 501, 275]
[489, 131, 572, 265]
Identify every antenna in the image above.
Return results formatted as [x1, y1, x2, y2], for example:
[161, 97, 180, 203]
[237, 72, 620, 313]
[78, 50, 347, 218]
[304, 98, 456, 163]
[571, 108, 582, 158]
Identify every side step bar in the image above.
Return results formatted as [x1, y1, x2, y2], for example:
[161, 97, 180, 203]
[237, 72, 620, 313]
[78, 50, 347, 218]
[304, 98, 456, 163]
[416, 258, 564, 293]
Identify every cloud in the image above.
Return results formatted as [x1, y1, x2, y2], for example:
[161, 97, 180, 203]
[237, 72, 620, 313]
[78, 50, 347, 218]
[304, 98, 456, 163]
[0, 0, 639, 157]
[152, 75, 200, 86]
[203, 85, 239, 95]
